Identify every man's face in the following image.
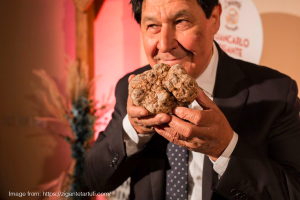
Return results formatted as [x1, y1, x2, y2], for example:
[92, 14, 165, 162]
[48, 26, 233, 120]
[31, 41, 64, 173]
[141, 0, 221, 79]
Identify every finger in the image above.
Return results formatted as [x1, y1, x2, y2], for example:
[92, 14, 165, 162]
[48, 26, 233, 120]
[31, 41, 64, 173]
[128, 74, 136, 83]
[127, 95, 148, 118]
[138, 113, 171, 126]
[127, 74, 149, 118]
[173, 107, 214, 126]
[127, 82, 149, 118]
[155, 125, 186, 146]
[196, 88, 216, 110]
[166, 115, 196, 138]
[167, 115, 210, 138]
[155, 125, 203, 150]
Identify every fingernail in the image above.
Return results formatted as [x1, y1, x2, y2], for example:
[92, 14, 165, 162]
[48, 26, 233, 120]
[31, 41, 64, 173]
[174, 108, 179, 114]
[140, 111, 146, 116]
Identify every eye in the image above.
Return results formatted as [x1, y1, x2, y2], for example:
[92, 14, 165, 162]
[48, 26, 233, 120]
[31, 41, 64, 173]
[176, 19, 188, 24]
[148, 24, 158, 29]
[147, 24, 160, 33]
[175, 19, 190, 30]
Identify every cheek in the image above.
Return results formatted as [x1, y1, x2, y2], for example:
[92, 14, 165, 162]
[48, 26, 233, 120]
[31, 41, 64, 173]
[143, 36, 157, 56]
[178, 29, 205, 54]
[193, 28, 213, 56]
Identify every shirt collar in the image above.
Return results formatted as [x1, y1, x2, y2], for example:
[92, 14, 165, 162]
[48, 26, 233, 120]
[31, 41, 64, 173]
[195, 42, 219, 97]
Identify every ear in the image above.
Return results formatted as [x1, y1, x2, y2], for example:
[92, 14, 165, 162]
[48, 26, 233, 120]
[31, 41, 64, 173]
[211, 3, 222, 34]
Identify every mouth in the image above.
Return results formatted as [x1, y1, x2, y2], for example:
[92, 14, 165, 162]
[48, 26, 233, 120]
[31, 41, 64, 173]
[156, 57, 186, 66]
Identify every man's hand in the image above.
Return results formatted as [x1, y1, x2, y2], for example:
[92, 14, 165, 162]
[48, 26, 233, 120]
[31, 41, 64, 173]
[155, 88, 234, 161]
[127, 75, 171, 135]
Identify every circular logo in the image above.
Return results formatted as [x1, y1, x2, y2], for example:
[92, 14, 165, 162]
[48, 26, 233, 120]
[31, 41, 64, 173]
[226, 8, 239, 25]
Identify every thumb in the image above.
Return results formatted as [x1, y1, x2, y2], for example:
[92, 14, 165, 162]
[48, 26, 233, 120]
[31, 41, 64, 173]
[128, 74, 136, 83]
[196, 87, 215, 110]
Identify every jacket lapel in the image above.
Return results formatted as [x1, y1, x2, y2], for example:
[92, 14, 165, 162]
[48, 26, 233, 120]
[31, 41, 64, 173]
[147, 134, 169, 200]
[202, 43, 249, 200]
[148, 157, 166, 200]
[213, 46, 249, 130]
[202, 155, 215, 200]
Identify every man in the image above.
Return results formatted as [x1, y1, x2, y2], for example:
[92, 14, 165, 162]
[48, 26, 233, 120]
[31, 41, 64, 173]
[85, 0, 300, 199]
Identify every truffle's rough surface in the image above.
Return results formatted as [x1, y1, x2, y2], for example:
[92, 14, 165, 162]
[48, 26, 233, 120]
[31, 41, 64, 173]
[129, 63, 199, 115]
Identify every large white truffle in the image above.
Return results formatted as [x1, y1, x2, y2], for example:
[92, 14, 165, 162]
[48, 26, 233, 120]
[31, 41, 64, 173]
[129, 63, 199, 115]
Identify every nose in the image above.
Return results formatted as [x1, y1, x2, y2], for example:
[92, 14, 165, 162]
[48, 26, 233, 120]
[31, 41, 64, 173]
[157, 25, 177, 53]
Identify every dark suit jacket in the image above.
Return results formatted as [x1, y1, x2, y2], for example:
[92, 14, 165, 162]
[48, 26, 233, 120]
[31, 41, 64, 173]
[85, 43, 300, 200]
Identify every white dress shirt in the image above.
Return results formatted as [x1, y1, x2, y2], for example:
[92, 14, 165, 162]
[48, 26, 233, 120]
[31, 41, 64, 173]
[122, 43, 239, 200]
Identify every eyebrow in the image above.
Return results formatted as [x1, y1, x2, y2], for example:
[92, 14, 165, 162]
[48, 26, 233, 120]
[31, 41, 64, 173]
[142, 16, 158, 24]
[142, 9, 192, 24]
[171, 9, 192, 19]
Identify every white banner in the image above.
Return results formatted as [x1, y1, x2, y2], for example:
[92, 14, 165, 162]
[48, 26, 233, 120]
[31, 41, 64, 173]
[215, 0, 263, 64]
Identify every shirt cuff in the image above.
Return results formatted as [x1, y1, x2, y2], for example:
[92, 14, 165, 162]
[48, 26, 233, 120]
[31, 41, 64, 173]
[122, 114, 154, 156]
[210, 132, 239, 177]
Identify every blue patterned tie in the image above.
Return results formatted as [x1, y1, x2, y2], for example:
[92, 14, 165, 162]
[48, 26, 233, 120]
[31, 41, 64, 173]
[166, 142, 189, 200]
